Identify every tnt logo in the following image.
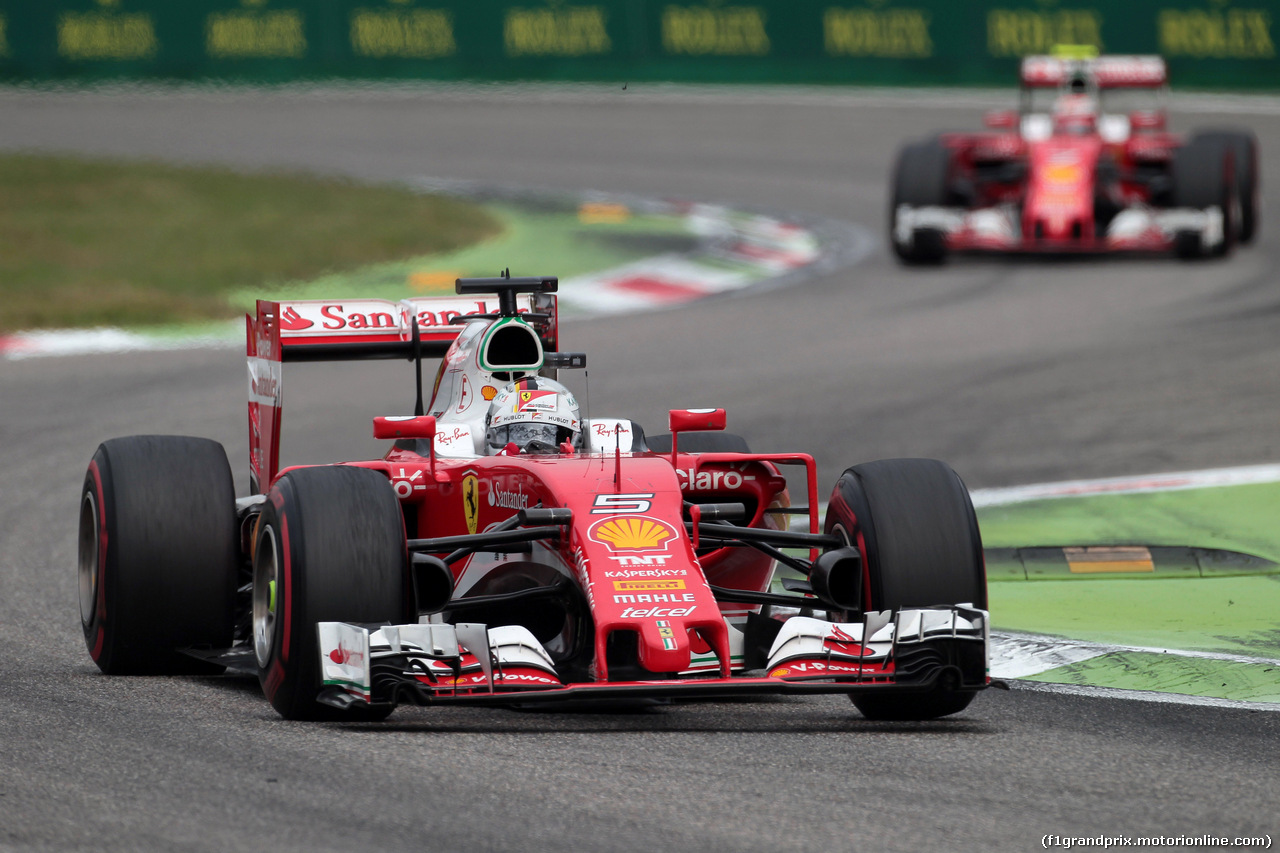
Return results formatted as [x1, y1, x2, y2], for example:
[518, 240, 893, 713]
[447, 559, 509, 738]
[609, 555, 671, 567]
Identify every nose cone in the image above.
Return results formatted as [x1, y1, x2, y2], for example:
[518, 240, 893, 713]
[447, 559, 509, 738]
[637, 618, 692, 672]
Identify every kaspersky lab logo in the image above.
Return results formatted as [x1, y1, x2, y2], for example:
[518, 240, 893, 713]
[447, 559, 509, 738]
[587, 516, 677, 553]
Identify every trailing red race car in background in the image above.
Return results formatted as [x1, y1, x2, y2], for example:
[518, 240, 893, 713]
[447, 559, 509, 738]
[78, 276, 988, 722]
[891, 53, 1260, 263]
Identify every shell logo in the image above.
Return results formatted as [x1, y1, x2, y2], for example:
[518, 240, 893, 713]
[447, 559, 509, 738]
[588, 515, 677, 553]
[769, 667, 790, 678]
[1044, 163, 1082, 185]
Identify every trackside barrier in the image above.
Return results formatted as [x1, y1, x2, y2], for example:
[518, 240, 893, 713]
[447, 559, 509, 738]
[0, 1, 1274, 90]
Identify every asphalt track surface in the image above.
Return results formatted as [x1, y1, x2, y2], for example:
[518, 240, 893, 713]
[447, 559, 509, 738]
[2, 86, 1279, 851]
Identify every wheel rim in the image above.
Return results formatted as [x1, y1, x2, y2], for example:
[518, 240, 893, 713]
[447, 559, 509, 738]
[828, 522, 854, 620]
[831, 521, 851, 548]
[78, 492, 99, 628]
[253, 525, 280, 669]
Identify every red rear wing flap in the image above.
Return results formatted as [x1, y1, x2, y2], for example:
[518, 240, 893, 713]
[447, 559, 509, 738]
[1020, 55, 1167, 88]
[246, 292, 558, 493]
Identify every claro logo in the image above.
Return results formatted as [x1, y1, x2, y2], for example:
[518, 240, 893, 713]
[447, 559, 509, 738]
[676, 467, 746, 490]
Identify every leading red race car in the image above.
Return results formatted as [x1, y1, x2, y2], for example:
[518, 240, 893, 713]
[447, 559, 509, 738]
[890, 53, 1260, 262]
[78, 276, 988, 721]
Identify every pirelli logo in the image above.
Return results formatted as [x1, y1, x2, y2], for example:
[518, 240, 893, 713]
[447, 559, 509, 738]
[613, 579, 686, 592]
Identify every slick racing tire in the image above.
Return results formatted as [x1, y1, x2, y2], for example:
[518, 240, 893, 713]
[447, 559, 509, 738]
[889, 141, 951, 265]
[79, 436, 237, 675]
[824, 458, 986, 721]
[645, 432, 750, 453]
[253, 466, 410, 721]
[1190, 128, 1260, 244]
[1171, 138, 1239, 259]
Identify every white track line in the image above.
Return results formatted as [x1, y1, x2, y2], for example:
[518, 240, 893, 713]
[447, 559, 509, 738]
[969, 463, 1280, 507]
[991, 631, 1280, 679]
[1007, 680, 1280, 712]
[8, 82, 1280, 117]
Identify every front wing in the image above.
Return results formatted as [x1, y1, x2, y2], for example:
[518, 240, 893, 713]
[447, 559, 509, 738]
[316, 607, 988, 710]
[895, 204, 1225, 254]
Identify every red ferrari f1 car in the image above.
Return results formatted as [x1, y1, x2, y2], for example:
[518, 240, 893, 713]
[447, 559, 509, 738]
[891, 54, 1259, 262]
[78, 276, 988, 721]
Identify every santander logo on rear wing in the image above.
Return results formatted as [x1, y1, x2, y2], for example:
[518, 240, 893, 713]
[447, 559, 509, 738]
[268, 294, 552, 346]
[1020, 55, 1167, 88]
[245, 291, 558, 493]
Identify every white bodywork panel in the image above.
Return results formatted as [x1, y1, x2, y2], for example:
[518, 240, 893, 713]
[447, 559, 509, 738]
[584, 418, 638, 453]
[317, 621, 563, 701]
[765, 608, 988, 672]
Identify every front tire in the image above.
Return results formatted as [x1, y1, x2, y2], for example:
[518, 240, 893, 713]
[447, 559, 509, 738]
[890, 141, 952, 265]
[824, 458, 986, 720]
[79, 436, 237, 674]
[1171, 138, 1239, 259]
[254, 466, 410, 720]
[1190, 129, 1259, 244]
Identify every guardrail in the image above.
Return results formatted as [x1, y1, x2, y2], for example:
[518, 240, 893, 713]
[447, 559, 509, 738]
[0, 1, 1273, 90]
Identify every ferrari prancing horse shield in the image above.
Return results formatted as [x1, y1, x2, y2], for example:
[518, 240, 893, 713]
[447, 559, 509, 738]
[462, 474, 479, 534]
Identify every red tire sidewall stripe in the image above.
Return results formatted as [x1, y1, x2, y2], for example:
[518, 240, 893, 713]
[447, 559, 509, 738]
[264, 660, 285, 701]
[87, 459, 108, 662]
[280, 512, 292, 664]
[828, 487, 875, 613]
[856, 527, 872, 612]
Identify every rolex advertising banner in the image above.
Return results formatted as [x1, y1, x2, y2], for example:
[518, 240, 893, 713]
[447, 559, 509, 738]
[0, 1, 1274, 90]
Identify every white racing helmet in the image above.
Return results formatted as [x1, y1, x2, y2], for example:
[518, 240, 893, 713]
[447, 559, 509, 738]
[485, 377, 582, 454]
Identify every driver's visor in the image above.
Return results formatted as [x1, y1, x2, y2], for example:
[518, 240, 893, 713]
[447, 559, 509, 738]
[506, 422, 561, 449]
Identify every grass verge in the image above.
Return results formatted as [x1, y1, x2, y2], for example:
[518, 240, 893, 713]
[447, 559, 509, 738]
[977, 481, 1280, 699]
[0, 153, 501, 331]
[977, 482, 1280, 565]
[227, 203, 697, 310]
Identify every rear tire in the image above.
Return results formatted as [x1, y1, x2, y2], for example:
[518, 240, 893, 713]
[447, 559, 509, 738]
[79, 436, 237, 674]
[1190, 129, 1259, 244]
[890, 141, 952, 265]
[824, 458, 985, 720]
[253, 466, 410, 720]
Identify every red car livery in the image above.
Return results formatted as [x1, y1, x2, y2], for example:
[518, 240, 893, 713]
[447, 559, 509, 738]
[78, 276, 989, 722]
[890, 54, 1260, 262]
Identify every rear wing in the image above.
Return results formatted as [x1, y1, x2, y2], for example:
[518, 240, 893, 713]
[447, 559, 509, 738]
[1020, 55, 1167, 88]
[246, 290, 558, 493]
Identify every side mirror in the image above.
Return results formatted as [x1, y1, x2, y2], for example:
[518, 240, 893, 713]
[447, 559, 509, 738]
[669, 408, 726, 433]
[984, 109, 1018, 130]
[373, 415, 437, 441]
